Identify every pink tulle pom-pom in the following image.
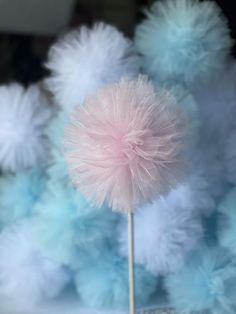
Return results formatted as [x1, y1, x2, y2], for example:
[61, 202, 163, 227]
[65, 76, 185, 213]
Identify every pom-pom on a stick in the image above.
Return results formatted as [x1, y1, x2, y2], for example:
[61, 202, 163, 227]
[65, 76, 185, 213]
[65, 76, 186, 314]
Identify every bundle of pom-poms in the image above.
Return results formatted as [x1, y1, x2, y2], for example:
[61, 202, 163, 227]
[0, 0, 236, 313]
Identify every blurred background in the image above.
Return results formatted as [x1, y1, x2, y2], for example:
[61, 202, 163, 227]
[0, 0, 235, 85]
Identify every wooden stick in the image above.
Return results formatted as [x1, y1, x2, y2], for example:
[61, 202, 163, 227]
[128, 211, 136, 314]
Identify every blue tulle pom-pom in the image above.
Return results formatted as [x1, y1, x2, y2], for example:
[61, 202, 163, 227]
[218, 187, 236, 256]
[45, 111, 70, 183]
[0, 221, 70, 307]
[165, 246, 236, 313]
[75, 249, 157, 310]
[46, 150, 70, 184]
[164, 83, 200, 145]
[33, 182, 118, 266]
[135, 0, 232, 87]
[0, 168, 46, 229]
[47, 111, 69, 152]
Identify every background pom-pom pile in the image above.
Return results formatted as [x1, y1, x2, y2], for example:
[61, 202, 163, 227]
[0, 0, 236, 313]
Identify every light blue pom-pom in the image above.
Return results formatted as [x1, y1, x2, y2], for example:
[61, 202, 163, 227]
[165, 246, 236, 313]
[47, 150, 69, 184]
[75, 249, 157, 310]
[217, 187, 236, 256]
[163, 83, 200, 145]
[45, 111, 71, 183]
[135, 0, 232, 87]
[33, 182, 118, 266]
[47, 110, 69, 152]
[0, 168, 46, 229]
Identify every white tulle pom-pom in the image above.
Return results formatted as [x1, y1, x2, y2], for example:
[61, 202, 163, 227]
[118, 188, 203, 275]
[0, 221, 69, 308]
[118, 171, 212, 275]
[163, 173, 215, 218]
[0, 83, 52, 172]
[45, 23, 140, 112]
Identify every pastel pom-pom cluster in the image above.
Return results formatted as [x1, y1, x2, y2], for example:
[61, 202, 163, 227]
[165, 247, 236, 313]
[0, 0, 236, 311]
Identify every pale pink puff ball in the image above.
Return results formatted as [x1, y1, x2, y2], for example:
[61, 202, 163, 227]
[65, 76, 185, 213]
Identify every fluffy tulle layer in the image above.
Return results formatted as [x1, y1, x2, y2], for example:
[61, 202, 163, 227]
[225, 131, 236, 184]
[46, 150, 70, 184]
[75, 249, 157, 310]
[47, 111, 69, 152]
[119, 188, 203, 275]
[45, 23, 140, 112]
[194, 61, 236, 139]
[33, 182, 118, 266]
[190, 137, 227, 204]
[167, 172, 215, 217]
[135, 0, 232, 87]
[217, 187, 236, 256]
[165, 246, 236, 314]
[0, 83, 52, 172]
[45, 111, 71, 183]
[66, 76, 185, 212]
[0, 168, 46, 229]
[165, 84, 200, 145]
[0, 221, 69, 308]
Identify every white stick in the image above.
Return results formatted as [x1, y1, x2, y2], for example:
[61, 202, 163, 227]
[128, 211, 136, 314]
